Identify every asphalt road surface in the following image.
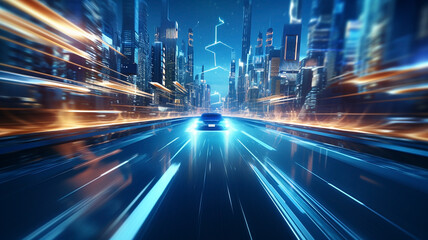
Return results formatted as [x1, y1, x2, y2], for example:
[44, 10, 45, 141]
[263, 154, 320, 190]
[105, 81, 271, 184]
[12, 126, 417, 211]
[0, 118, 427, 239]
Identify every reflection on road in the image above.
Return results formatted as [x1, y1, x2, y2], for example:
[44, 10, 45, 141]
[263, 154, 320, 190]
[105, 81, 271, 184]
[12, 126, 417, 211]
[0, 118, 427, 239]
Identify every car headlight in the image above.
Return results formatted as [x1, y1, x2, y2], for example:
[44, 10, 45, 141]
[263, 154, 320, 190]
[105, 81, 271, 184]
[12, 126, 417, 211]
[222, 120, 230, 128]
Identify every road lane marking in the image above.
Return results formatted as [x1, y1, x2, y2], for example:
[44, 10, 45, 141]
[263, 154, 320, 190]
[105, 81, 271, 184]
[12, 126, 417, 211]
[239, 200, 253, 240]
[250, 164, 313, 240]
[25, 189, 108, 240]
[158, 137, 179, 152]
[107, 178, 155, 232]
[241, 131, 276, 151]
[237, 139, 312, 240]
[295, 162, 417, 239]
[59, 155, 138, 200]
[111, 163, 181, 240]
[169, 139, 191, 163]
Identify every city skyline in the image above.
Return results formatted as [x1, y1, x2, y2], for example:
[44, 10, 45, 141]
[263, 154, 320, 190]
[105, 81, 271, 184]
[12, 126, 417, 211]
[146, 0, 312, 96]
[0, 1, 427, 239]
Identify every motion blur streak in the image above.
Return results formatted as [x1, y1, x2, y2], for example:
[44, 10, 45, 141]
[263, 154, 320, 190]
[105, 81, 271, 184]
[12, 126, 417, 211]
[0, 118, 427, 239]
[111, 163, 181, 240]
[234, 115, 428, 142]
[0, 35, 128, 84]
[4, 0, 125, 58]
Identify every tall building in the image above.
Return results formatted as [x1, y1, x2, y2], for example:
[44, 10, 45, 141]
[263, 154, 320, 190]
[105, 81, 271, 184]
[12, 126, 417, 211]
[121, 0, 139, 77]
[357, 0, 428, 76]
[228, 50, 236, 109]
[241, 0, 252, 63]
[178, 49, 185, 84]
[306, 0, 334, 66]
[237, 60, 245, 107]
[254, 32, 264, 70]
[254, 32, 265, 99]
[151, 41, 166, 105]
[186, 28, 194, 85]
[151, 41, 165, 86]
[159, 0, 178, 91]
[280, 23, 301, 82]
[238, 0, 252, 108]
[100, 0, 119, 79]
[255, 32, 264, 56]
[290, 0, 302, 23]
[265, 28, 274, 55]
[137, 0, 150, 92]
[324, 0, 360, 81]
[267, 50, 281, 96]
[341, 20, 361, 75]
[201, 65, 205, 82]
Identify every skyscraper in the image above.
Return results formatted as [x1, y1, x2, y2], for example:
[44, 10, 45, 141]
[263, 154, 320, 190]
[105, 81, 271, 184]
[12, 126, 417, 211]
[151, 41, 165, 86]
[306, 0, 334, 66]
[265, 28, 274, 55]
[137, 0, 150, 92]
[324, 0, 360, 81]
[238, 0, 252, 108]
[201, 65, 205, 82]
[280, 23, 301, 82]
[159, 0, 178, 92]
[186, 28, 194, 85]
[241, 0, 252, 63]
[255, 32, 263, 56]
[228, 50, 236, 109]
[121, 0, 139, 77]
[178, 48, 185, 84]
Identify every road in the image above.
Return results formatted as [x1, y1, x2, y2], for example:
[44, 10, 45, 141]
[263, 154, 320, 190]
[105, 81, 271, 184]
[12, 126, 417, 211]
[0, 118, 427, 239]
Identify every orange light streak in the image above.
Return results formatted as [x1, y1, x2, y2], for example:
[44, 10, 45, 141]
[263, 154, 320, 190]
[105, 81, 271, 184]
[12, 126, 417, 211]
[5, 0, 126, 58]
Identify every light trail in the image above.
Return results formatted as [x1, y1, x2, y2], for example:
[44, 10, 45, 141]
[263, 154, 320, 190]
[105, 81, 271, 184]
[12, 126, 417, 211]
[295, 163, 417, 239]
[241, 131, 276, 151]
[0, 68, 151, 98]
[150, 82, 172, 93]
[4, 0, 126, 58]
[233, 115, 428, 142]
[0, 115, 188, 138]
[111, 163, 181, 240]
[158, 137, 180, 152]
[59, 157, 133, 201]
[0, 70, 90, 93]
[0, 36, 130, 86]
[0, 7, 128, 79]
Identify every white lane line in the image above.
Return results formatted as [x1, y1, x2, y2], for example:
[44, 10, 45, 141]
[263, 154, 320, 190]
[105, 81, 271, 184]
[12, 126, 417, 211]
[237, 139, 312, 240]
[226, 184, 234, 213]
[241, 131, 276, 151]
[169, 139, 191, 163]
[111, 163, 181, 240]
[100, 160, 130, 177]
[239, 200, 253, 240]
[59, 155, 137, 200]
[295, 162, 417, 239]
[158, 137, 179, 152]
[25, 189, 108, 240]
[108, 178, 155, 232]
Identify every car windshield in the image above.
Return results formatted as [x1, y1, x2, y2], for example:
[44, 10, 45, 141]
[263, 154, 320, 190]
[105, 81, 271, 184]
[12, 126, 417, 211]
[201, 113, 222, 120]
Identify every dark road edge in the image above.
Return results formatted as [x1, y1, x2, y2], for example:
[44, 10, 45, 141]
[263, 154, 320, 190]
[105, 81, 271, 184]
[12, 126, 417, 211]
[0, 117, 191, 167]
[236, 117, 428, 169]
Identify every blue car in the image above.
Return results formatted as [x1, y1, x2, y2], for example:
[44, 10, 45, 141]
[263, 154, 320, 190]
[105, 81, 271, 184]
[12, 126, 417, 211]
[196, 113, 228, 130]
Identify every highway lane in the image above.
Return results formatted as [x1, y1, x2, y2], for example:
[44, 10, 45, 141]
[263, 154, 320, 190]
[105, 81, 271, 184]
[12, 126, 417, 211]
[0, 118, 427, 239]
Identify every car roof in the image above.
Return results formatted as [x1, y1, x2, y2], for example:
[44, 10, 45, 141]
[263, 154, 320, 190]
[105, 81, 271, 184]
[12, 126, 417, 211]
[201, 113, 222, 118]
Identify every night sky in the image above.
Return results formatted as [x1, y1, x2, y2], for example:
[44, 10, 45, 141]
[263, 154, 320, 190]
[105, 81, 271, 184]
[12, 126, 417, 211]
[146, 0, 312, 96]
